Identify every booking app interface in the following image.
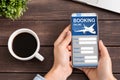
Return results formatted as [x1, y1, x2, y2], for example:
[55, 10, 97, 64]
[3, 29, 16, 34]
[71, 13, 98, 67]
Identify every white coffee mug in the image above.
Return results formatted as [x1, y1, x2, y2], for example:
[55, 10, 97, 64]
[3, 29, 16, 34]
[8, 28, 44, 61]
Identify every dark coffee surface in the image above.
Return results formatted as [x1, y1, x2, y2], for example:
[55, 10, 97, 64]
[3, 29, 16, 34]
[13, 33, 37, 58]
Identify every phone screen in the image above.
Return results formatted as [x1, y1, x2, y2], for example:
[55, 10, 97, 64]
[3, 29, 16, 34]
[71, 13, 98, 67]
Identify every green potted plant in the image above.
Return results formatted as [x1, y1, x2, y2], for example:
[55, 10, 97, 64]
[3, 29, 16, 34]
[0, 0, 28, 20]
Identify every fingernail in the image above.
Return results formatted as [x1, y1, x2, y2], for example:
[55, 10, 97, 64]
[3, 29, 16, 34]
[67, 31, 70, 35]
[99, 40, 102, 42]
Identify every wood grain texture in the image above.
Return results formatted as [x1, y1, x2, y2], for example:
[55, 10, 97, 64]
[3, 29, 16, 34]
[0, 0, 120, 20]
[0, 73, 119, 80]
[0, 21, 120, 46]
[0, 47, 120, 73]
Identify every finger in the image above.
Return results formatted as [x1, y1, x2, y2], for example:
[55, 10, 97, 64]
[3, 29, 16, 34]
[78, 68, 85, 71]
[79, 68, 83, 71]
[54, 25, 70, 45]
[69, 61, 72, 66]
[67, 45, 72, 51]
[80, 68, 92, 75]
[60, 31, 72, 46]
[99, 40, 110, 58]
[68, 51, 72, 57]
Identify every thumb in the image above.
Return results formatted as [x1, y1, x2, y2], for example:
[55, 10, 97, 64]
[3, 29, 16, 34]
[99, 40, 110, 58]
[61, 31, 71, 47]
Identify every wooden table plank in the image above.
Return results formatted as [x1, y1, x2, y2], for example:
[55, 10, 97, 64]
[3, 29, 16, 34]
[0, 73, 119, 80]
[0, 47, 120, 73]
[0, 21, 120, 46]
[0, 0, 120, 20]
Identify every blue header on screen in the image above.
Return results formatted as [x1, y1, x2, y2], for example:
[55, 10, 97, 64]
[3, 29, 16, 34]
[71, 16, 98, 35]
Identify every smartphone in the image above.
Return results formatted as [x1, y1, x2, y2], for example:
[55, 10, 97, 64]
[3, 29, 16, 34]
[71, 13, 99, 67]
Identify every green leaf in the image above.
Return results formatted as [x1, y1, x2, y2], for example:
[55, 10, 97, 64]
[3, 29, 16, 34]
[0, 0, 28, 20]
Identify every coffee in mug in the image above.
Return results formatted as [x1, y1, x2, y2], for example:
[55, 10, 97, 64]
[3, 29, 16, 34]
[8, 28, 44, 61]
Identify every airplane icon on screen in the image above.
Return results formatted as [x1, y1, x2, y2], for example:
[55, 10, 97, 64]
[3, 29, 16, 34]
[74, 23, 96, 34]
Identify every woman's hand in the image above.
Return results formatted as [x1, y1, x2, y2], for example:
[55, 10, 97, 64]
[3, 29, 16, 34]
[45, 25, 72, 80]
[80, 40, 117, 80]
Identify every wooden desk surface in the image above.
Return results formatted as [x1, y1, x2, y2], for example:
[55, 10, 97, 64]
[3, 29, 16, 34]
[0, 0, 120, 79]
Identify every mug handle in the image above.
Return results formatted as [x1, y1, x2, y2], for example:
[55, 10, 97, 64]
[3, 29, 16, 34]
[35, 53, 44, 61]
